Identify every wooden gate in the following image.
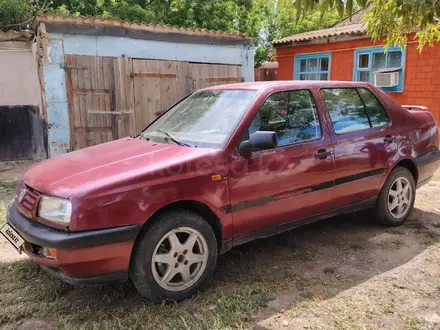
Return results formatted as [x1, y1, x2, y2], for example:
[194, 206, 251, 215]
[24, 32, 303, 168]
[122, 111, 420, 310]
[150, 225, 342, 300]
[65, 55, 243, 150]
[65, 55, 135, 150]
[132, 59, 190, 133]
[189, 63, 242, 91]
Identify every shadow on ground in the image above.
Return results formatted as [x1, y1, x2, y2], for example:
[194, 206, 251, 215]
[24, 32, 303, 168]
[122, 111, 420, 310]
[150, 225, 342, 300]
[1, 205, 439, 330]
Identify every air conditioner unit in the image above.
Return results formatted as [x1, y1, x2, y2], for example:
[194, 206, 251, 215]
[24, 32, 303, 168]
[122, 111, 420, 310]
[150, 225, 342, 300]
[373, 67, 401, 87]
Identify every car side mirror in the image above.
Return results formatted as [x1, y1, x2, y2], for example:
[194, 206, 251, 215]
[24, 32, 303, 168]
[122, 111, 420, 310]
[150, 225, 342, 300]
[238, 131, 278, 155]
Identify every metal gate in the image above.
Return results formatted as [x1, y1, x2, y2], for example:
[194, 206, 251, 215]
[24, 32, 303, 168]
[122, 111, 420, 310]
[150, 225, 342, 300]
[64, 55, 242, 150]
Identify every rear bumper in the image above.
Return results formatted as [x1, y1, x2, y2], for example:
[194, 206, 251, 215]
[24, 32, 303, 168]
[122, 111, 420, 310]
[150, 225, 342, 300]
[415, 150, 440, 188]
[7, 203, 141, 283]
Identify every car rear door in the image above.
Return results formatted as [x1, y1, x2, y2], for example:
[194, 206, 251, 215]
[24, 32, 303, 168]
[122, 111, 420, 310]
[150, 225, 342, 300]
[227, 88, 336, 239]
[320, 87, 398, 207]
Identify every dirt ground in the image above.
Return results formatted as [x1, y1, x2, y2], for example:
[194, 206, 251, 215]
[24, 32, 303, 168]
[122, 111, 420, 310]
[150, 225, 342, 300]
[255, 179, 440, 330]
[0, 161, 36, 183]
[0, 163, 439, 329]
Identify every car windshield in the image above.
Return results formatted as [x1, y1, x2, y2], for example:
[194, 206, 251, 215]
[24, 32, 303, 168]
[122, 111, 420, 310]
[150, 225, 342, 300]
[139, 89, 257, 149]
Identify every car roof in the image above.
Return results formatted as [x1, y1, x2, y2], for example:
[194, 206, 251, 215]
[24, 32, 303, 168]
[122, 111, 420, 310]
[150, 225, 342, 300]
[202, 80, 372, 91]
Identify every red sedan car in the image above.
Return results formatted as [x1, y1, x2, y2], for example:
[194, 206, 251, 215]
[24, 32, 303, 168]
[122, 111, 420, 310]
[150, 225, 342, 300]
[2, 81, 440, 302]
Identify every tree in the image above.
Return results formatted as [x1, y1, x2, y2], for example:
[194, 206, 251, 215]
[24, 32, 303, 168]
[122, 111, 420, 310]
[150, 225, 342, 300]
[0, 0, 51, 30]
[253, 0, 340, 66]
[293, 0, 440, 50]
[365, 0, 440, 50]
[0, 0, 340, 66]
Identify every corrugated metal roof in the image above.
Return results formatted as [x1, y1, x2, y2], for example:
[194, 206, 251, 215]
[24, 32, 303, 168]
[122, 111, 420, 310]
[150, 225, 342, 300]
[273, 9, 368, 46]
[34, 13, 249, 40]
[0, 30, 33, 42]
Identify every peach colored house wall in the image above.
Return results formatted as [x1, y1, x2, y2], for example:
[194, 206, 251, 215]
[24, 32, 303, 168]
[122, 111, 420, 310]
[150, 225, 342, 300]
[275, 36, 440, 123]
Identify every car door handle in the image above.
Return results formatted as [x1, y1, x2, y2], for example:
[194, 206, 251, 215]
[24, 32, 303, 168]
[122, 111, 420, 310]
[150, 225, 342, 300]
[314, 149, 333, 160]
[384, 135, 396, 143]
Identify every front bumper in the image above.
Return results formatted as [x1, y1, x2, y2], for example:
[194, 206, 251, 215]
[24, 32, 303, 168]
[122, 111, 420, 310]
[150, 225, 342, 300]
[7, 203, 141, 284]
[41, 265, 128, 285]
[7, 203, 140, 249]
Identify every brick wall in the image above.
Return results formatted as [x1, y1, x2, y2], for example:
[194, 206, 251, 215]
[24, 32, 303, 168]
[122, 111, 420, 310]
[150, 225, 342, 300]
[275, 36, 440, 123]
[391, 42, 440, 123]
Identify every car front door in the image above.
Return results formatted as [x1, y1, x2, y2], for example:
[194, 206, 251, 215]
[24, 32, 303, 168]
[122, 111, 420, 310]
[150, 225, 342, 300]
[227, 89, 336, 239]
[320, 87, 398, 207]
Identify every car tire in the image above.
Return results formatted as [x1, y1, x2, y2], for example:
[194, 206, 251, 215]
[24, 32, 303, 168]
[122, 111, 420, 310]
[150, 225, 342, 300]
[130, 209, 218, 302]
[375, 166, 416, 226]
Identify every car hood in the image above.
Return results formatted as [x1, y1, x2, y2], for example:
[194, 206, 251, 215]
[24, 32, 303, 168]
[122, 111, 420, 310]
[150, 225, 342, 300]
[23, 138, 216, 198]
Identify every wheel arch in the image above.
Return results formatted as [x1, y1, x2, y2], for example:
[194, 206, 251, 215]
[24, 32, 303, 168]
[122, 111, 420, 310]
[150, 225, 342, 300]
[391, 158, 419, 184]
[130, 200, 224, 262]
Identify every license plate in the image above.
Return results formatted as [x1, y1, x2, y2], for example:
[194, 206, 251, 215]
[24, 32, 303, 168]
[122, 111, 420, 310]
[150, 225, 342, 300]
[0, 223, 25, 249]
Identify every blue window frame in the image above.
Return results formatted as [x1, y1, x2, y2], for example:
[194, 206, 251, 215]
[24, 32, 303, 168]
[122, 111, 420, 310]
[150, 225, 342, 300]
[353, 46, 406, 93]
[294, 52, 332, 81]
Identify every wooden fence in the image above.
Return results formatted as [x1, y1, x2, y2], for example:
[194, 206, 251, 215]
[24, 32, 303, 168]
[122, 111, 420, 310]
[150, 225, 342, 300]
[64, 55, 242, 150]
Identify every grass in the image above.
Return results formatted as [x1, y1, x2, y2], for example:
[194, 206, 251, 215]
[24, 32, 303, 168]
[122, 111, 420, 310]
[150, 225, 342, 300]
[0, 173, 437, 329]
[0, 208, 330, 329]
[0, 181, 18, 197]
[0, 211, 323, 329]
[349, 243, 363, 250]
[387, 227, 406, 235]
[0, 203, 5, 226]
[0, 176, 273, 329]
[391, 239, 405, 246]
[323, 267, 336, 274]
[299, 291, 314, 300]
[0, 178, 275, 329]
[0, 261, 269, 329]
[404, 316, 423, 330]
[0, 180, 16, 225]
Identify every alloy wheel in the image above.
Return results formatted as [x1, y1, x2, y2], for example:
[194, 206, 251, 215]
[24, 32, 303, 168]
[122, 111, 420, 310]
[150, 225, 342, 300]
[151, 227, 209, 292]
[387, 176, 412, 219]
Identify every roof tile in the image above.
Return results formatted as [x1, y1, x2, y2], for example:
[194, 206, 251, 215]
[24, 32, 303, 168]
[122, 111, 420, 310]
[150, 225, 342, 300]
[273, 9, 368, 46]
[273, 23, 366, 45]
[0, 30, 33, 42]
[34, 13, 250, 40]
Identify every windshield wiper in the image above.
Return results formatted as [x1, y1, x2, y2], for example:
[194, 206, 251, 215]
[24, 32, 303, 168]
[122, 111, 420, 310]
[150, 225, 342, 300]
[157, 129, 195, 147]
[137, 132, 151, 141]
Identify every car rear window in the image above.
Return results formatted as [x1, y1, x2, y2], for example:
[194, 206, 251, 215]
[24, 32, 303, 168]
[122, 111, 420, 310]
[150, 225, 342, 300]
[321, 88, 370, 134]
[321, 87, 389, 134]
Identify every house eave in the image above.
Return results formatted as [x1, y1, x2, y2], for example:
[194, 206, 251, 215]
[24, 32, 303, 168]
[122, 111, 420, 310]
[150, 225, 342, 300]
[274, 33, 370, 48]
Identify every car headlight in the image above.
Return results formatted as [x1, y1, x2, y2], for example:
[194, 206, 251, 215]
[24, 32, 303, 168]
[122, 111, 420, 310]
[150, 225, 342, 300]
[38, 196, 72, 226]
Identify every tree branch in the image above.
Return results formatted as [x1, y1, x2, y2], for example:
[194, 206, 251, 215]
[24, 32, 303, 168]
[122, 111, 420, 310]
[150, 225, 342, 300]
[145, 0, 158, 7]
[1, 17, 33, 29]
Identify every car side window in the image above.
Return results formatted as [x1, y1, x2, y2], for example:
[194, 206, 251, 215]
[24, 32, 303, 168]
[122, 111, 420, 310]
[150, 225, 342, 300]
[357, 88, 389, 127]
[245, 90, 321, 146]
[321, 88, 370, 134]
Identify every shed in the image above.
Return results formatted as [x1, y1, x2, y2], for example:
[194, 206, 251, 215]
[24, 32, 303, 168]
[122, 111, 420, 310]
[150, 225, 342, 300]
[255, 62, 279, 81]
[33, 14, 254, 157]
[273, 9, 440, 123]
